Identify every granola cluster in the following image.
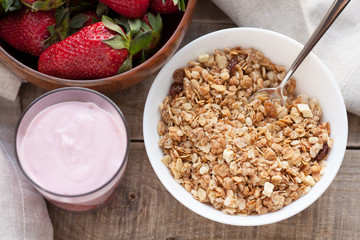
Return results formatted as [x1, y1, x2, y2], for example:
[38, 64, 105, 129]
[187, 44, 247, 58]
[157, 47, 332, 215]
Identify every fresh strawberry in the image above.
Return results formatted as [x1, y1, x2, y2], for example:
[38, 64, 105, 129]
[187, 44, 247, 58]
[21, 0, 65, 11]
[38, 22, 127, 79]
[149, 0, 185, 14]
[0, 9, 55, 56]
[38, 17, 153, 79]
[98, 0, 149, 18]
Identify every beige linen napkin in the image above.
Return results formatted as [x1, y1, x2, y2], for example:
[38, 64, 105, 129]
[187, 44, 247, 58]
[212, 0, 360, 116]
[0, 62, 22, 101]
[0, 98, 53, 240]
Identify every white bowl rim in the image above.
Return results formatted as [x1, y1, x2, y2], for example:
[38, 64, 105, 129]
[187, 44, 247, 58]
[143, 27, 348, 226]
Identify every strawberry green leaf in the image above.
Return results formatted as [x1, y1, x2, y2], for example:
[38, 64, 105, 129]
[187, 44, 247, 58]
[1, 0, 20, 12]
[128, 18, 141, 35]
[53, 7, 70, 40]
[69, 13, 90, 28]
[139, 49, 146, 64]
[55, 7, 68, 27]
[91, 17, 99, 24]
[43, 22, 66, 49]
[96, 2, 108, 18]
[178, 0, 186, 11]
[140, 21, 151, 32]
[147, 12, 162, 33]
[129, 30, 152, 56]
[43, 24, 56, 49]
[102, 35, 129, 50]
[114, 16, 130, 34]
[1, 0, 12, 12]
[58, 20, 69, 41]
[117, 57, 132, 74]
[31, 1, 47, 11]
[43, 6, 69, 49]
[172, 0, 185, 11]
[32, 0, 65, 11]
[47, 24, 55, 35]
[102, 15, 126, 39]
[10, 0, 20, 10]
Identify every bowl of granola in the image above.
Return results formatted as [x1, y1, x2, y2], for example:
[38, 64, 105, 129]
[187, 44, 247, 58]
[143, 27, 348, 226]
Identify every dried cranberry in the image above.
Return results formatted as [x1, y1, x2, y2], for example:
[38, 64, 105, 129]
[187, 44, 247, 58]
[169, 81, 183, 97]
[264, 100, 277, 118]
[172, 68, 185, 82]
[314, 142, 329, 161]
[227, 56, 238, 77]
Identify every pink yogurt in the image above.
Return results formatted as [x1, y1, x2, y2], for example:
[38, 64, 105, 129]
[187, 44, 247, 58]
[16, 90, 129, 211]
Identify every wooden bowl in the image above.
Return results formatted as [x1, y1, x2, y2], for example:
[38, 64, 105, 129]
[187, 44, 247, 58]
[0, 0, 197, 93]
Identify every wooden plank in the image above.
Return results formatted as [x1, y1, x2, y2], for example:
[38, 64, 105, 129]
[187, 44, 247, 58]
[347, 112, 360, 148]
[47, 143, 360, 240]
[108, 75, 156, 141]
[192, 0, 234, 23]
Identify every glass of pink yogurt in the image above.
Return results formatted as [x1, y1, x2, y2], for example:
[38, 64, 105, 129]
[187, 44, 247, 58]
[15, 87, 129, 211]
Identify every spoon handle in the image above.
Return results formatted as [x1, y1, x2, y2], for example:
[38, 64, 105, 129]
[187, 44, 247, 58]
[279, 0, 351, 89]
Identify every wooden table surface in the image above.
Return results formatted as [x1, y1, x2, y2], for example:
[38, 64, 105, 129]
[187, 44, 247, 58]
[19, 1, 360, 239]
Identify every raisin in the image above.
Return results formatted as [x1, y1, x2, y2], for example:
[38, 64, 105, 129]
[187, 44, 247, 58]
[314, 142, 329, 161]
[227, 56, 238, 77]
[264, 100, 277, 118]
[172, 68, 185, 82]
[169, 81, 183, 97]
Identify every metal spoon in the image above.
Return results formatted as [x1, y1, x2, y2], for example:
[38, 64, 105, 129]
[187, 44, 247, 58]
[250, 0, 351, 105]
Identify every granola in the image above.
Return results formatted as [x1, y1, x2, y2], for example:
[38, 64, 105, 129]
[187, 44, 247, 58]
[157, 47, 333, 215]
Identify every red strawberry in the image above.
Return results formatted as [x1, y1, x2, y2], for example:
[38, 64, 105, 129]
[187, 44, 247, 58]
[149, 0, 185, 14]
[98, 0, 149, 18]
[38, 22, 128, 79]
[38, 17, 153, 79]
[0, 9, 55, 56]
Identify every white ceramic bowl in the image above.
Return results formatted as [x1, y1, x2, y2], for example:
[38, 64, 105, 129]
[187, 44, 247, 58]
[143, 27, 348, 226]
